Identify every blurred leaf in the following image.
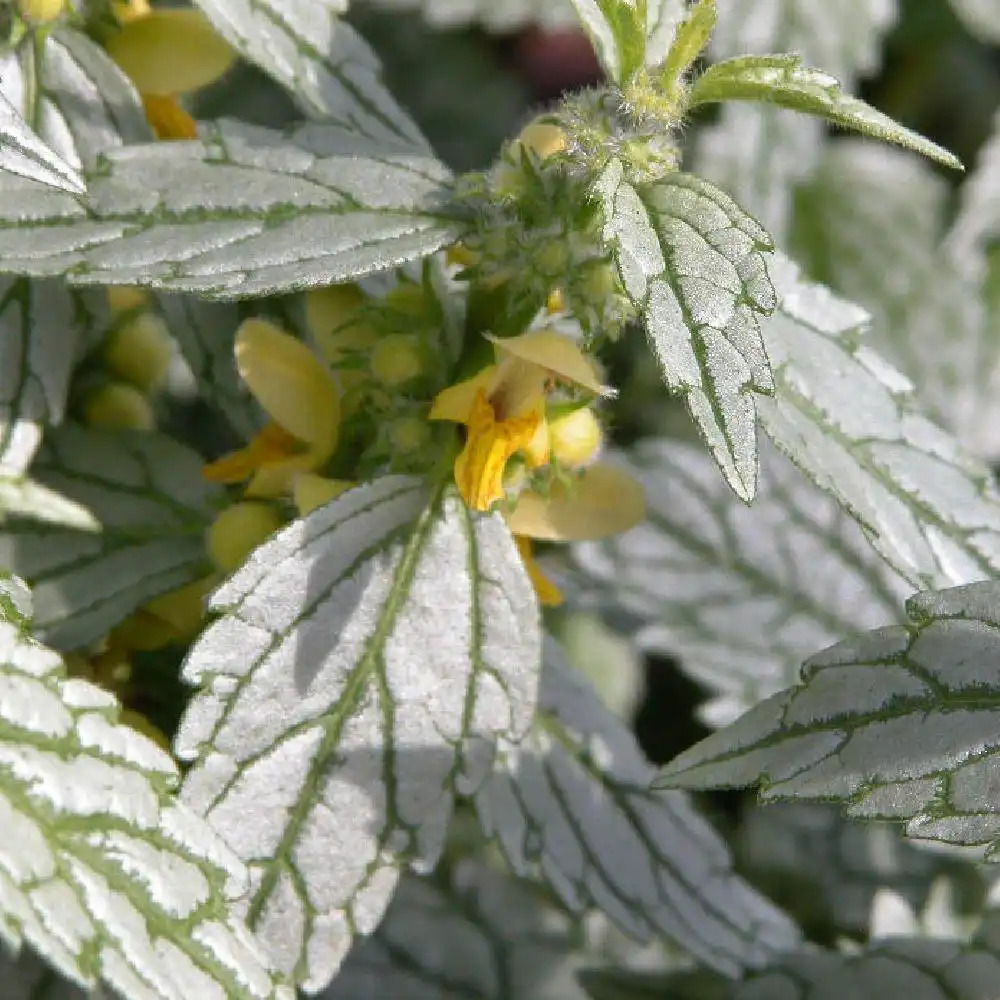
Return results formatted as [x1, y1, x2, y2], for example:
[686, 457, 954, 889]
[475, 642, 801, 977]
[324, 862, 587, 1000]
[948, 0, 1000, 43]
[193, 0, 429, 151]
[0, 279, 107, 477]
[696, 0, 898, 238]
[0, 426, 217, 650]
[759, 253, 1000, 591]
[574, 439, 909, 727]
[356, 0, 581, 31]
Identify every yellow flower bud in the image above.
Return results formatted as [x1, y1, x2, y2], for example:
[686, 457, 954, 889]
[207, 501, 284, 574]
[17, 0, 66, 23]
[83, 382, 155, 430]
[371, 334, 425, 387]
[103, 312, 173, 391]
[293, 474, 353, 516]
[548, 407, 603, 468]
[388, 415, 431, 454]
[517, 119, 567, 159]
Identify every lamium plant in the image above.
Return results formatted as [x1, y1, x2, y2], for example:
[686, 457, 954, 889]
[1, 0, 1000, 998]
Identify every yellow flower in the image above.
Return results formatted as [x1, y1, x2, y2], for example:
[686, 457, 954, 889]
[431, 330, 644, 604]
[107, 2, 236, 139]
[430, 329, 610, 511]
[203, 319, 342, 498]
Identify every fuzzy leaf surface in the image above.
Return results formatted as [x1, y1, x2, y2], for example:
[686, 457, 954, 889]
[0, 120, 460, 298]
[595, 160, 776, 502]
[660, 578, 1000, 856]
[324, 862, 585, 1000]
[0, 91, 82, 195]
[690, 55, 961, 170]
[573, 439, 909, 726]
[0, 426, 217, 650]
[0, 574, 291, 1000]
[759, 254, 1000, 591]
[176, 477, 541, 992]
[0, 279, 107, 478]
[696, 0, 897, 238]
[474, 643, 800, 977]
[193, 0, 428, 151]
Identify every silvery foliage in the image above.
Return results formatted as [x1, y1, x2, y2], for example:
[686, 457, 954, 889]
[759, 254, 1000, 592]
[660, 579, 1000, 856]
[322, 860, 588, 1000]
[948, 0, 1000, 43]
[176, 478, 542, 990]
[0, 574, 291, 1000]
[584, 914, 1000, 1000]
[696, 0, 897, 238]
[738, 802, 983, 935]
[574, 439, 910, 726]
[0, 30, 142, 478]
[0, 426, 218, 651]
[474, 643, 800, 974]
[792, 123, 1000, 463]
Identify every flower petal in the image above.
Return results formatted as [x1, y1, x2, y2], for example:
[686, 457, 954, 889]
[107, 8, 236, 95]
[235, 318, 341, 455]
[506, 462, 645, 541]
[142, 94, 198, 140]
[202, 422, 299, 484]
[428, 366, 498, 423]
[245, 453, 320, 498]
[454, 390, 541, 511]
[487, 329, 613, 397]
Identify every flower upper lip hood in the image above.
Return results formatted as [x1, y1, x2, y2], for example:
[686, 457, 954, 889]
[430, 327, 644, 544]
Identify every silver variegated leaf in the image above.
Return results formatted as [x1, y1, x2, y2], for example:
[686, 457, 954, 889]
[0, 119, 461, 298]
[0, 574, 292, 1000]
[949, 0, 1000, 43]
[176, 477, 541, 992]
[0, 279, 108, 478]
[660, 578, 1000, 855]
[696, 0, 897, 238]
[690, 56, 960, 171]
[0, 425, 217, 650]
[0, 89, 81, 195]
[573, 439, 909, 726]
[0, 28, 148, 177]
[760, 253, 1000, 591]
[154, 294, 259, 438]
[595, 160, 775, 502]
[791, 140, 1000, 460]
[193, 0, 428, 152]
[474, 643, 801, 977]
[323, 862, 586, 1000]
